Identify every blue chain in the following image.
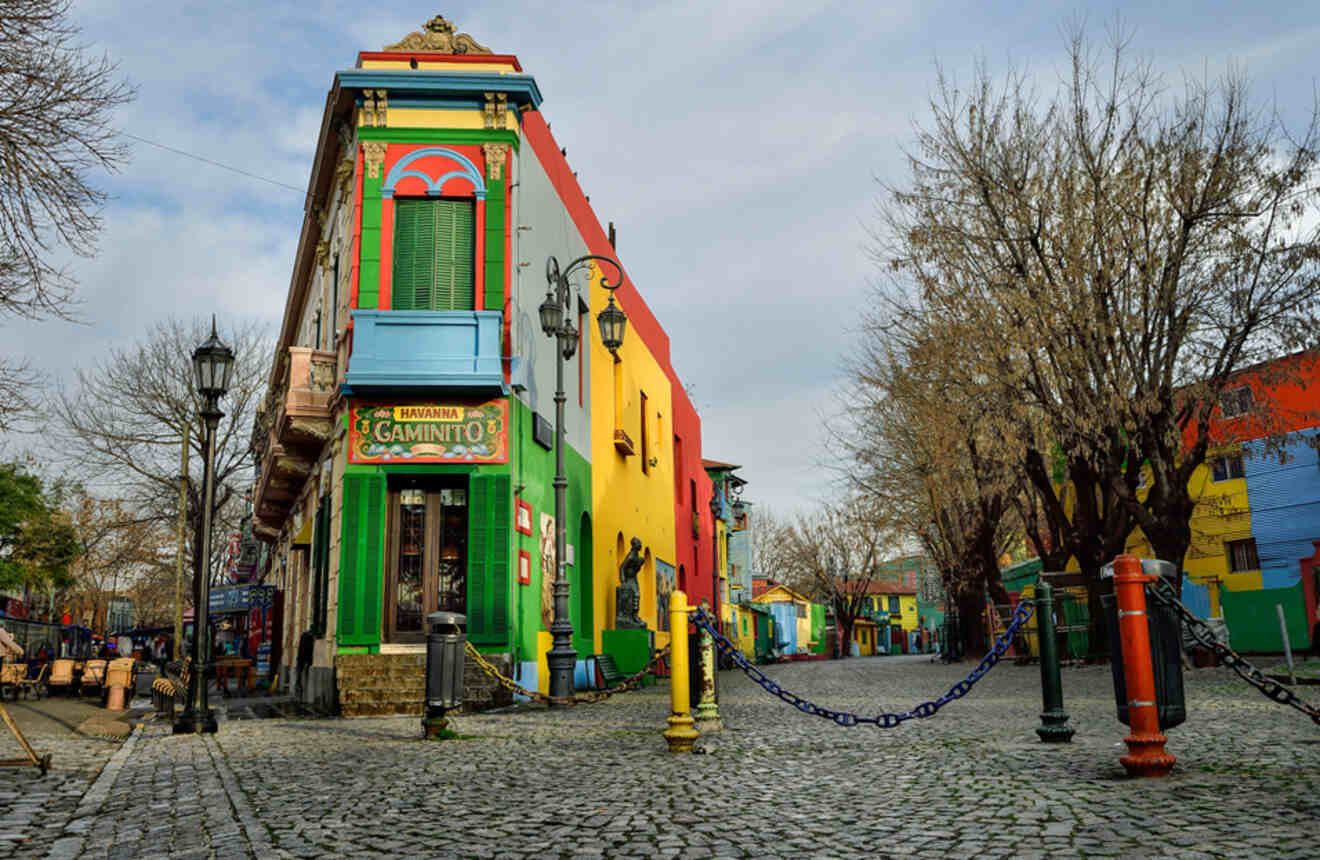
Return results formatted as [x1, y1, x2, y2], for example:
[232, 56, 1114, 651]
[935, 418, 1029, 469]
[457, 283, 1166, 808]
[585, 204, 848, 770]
[688, 600, 1035, 728]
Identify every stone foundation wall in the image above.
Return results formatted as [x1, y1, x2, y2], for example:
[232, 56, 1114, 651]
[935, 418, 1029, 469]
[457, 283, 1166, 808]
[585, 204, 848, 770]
[334, 650, 515, 717]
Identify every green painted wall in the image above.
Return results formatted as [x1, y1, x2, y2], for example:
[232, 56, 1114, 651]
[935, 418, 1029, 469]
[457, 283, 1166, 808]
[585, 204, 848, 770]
[506, 397, 593, 663]
[483, 173, 505, 312]
[1221, 582, 1312, 652]
[359, 173, 382, 309]
[810, 603, 826, 654]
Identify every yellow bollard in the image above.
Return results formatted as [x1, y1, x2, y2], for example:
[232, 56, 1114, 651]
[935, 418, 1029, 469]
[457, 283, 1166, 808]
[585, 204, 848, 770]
[662, 590, 699, 753]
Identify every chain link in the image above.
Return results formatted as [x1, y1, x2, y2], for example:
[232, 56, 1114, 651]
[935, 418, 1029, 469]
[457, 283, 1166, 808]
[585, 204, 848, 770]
[1145, 578, 1320, 727]
[688, 601, 1035, 727]
[463, 641, 672, 706]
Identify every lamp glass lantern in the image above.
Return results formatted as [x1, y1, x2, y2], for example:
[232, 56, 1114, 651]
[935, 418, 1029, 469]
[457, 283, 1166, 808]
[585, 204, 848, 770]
[192, 318, 236, 401]
[597, 293, 627, 353]
[538, 290, 564, 338]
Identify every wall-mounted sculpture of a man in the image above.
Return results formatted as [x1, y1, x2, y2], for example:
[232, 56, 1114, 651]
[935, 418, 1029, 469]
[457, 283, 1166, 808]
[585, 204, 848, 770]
[615, 537, 647, 629]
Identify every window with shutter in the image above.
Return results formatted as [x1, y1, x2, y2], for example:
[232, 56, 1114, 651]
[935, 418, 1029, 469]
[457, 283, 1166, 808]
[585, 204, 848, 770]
[466, 473, 511, 646]
[392, 198, 475, 311]
[338, 473, 386, 646]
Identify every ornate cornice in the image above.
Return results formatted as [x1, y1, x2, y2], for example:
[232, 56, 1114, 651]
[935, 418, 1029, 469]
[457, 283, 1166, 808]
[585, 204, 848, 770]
[363, 141, 388, 179]
[315, 241, 330, 270]
[483, 92, 508, 129]
[361, 89, 387, 128]
[384, 15, 492, 54]
[482, 142, 509, 181]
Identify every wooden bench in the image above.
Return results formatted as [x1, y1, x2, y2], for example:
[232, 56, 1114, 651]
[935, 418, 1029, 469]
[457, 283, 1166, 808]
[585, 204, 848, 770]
[595, 654, 625, 688]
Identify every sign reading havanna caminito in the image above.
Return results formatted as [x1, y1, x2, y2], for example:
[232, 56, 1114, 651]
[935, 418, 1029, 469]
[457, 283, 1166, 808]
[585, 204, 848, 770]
[348, 400, 509, 464]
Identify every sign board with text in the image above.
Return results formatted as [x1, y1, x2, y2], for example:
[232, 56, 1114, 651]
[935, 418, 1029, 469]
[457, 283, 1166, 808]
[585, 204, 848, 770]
[348, 400, 509, 464]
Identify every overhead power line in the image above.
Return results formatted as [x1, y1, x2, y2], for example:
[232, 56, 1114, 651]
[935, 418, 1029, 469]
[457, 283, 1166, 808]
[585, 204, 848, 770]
[120, 131, 307, 195]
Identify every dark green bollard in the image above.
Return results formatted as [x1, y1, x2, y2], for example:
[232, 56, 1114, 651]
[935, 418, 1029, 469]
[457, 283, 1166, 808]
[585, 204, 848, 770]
[1035, 582, 1074, 743]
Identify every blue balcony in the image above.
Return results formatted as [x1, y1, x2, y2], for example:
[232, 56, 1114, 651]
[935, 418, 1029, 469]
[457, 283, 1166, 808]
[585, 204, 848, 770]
[345, 310, 505, 393]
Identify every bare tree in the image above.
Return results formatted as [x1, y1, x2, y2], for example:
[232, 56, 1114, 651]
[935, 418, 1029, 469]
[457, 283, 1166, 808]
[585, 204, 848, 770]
[60, 491, 171, 632]
[838, 328, 1021, 657]
[746, 506, 790, 586]
[51, 317, 270, 599]
[871, 23, 1320, 603]
[780, 499, 897, 658]
[0, 0, 133, 421]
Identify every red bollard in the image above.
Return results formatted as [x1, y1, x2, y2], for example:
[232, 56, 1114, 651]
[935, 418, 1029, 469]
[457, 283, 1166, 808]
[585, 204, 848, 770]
[1113, 554, 1176, 777]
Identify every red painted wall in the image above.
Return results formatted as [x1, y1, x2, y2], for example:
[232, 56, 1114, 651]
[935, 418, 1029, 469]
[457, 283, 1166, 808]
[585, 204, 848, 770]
[1182, 350, 1320, 449]
[520, 110, 716, 610]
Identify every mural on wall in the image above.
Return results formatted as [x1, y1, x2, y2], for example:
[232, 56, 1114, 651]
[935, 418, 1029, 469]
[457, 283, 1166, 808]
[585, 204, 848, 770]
[539, 512, 556, 629]
[656, 560, 676, 631]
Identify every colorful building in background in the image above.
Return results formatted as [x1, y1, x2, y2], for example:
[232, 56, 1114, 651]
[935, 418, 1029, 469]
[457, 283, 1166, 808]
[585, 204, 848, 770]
[249, 18, 718, 713]
[752, 584, 815, 656]
[704, 459, 748, 637]
[1123, 350, 1320, 652]
[871, 557, 928, 654]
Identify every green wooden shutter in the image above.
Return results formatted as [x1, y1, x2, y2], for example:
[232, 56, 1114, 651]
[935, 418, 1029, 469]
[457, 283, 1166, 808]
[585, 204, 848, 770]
[467, 474, 510, 646]
[391, 200, 418, 311]
[391, 199, 474, 311]
[489, 474, 511, 637]
[338, 473, 385, 646]
[467, 477, 489, 641]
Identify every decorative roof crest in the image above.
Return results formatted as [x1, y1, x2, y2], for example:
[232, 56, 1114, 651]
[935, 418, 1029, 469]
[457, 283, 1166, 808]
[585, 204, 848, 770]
[383, 15, 492, 55]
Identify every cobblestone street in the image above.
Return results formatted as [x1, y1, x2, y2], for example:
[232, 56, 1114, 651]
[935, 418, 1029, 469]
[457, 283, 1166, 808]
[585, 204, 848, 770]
[4, 654, 1318, 859]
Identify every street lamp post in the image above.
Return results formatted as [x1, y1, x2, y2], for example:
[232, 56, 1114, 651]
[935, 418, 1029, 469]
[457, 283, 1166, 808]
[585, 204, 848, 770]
[174, 318, 235, 735]
[540, 255, 626, 704]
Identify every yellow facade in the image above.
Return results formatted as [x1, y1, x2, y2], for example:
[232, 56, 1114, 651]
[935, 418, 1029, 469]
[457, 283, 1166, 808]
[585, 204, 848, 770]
[716, 518, 732, 631]
[589, 267, 676, 653]
[360, 59, 523, 74]
[363, 107, 519, 130]
[853, 619, 878, 656]
[1121, 458, 1253, 617]
[894, 595, 919, 632]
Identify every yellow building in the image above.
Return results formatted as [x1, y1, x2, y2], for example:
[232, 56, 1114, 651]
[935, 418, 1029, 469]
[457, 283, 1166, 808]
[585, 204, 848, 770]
[588, 264, 678, 655]
[1121, 455, 1252, 617]
[853, 618, 878, 656]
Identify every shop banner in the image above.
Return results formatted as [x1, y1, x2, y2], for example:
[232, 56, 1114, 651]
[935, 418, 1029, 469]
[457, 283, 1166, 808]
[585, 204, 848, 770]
[209, 585, 275, 615]
[349, 400, 509, 464]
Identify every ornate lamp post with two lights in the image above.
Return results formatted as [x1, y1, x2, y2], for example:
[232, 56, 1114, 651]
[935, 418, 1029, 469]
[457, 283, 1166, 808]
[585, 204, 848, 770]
[539, 254, 627, 703]
[173, 318, 235, 735]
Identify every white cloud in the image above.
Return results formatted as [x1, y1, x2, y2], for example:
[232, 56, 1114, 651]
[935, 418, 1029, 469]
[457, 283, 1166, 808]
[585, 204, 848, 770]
[13, 0, 1320, 527]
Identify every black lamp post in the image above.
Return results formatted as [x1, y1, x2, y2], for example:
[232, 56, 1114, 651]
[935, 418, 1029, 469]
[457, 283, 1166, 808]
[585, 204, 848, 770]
[540, 254, 626, 704]
[174, 317, 234, 735]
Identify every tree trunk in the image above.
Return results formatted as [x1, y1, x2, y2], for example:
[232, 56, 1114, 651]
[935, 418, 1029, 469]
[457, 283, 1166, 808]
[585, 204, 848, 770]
[956, 583, 990, 660]
[838, 617, 854, 659]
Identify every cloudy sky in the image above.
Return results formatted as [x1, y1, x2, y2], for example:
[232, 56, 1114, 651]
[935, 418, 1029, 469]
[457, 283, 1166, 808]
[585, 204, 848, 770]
[14, 0, 1320, 517]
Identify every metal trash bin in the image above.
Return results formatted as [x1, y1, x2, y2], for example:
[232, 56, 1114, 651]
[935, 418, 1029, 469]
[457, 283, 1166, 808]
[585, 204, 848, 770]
[1100, 558, 1186, 730]
[424, 612, 465, 734]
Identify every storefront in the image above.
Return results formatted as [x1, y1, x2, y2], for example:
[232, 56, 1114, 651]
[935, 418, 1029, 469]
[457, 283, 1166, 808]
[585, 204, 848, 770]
[339, 398, 514, 650]
[207, 585, 282, 683]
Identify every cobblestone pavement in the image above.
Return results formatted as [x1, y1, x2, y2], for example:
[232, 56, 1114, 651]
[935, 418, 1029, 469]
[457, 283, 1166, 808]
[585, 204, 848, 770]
[0, 699, 124, 859]
[6, 654, 1320, 859]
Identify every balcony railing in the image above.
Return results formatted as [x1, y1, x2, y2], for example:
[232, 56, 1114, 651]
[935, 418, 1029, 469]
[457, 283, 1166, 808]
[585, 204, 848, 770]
[345, 309, 504, 392]
[250, 346, 338, 539]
